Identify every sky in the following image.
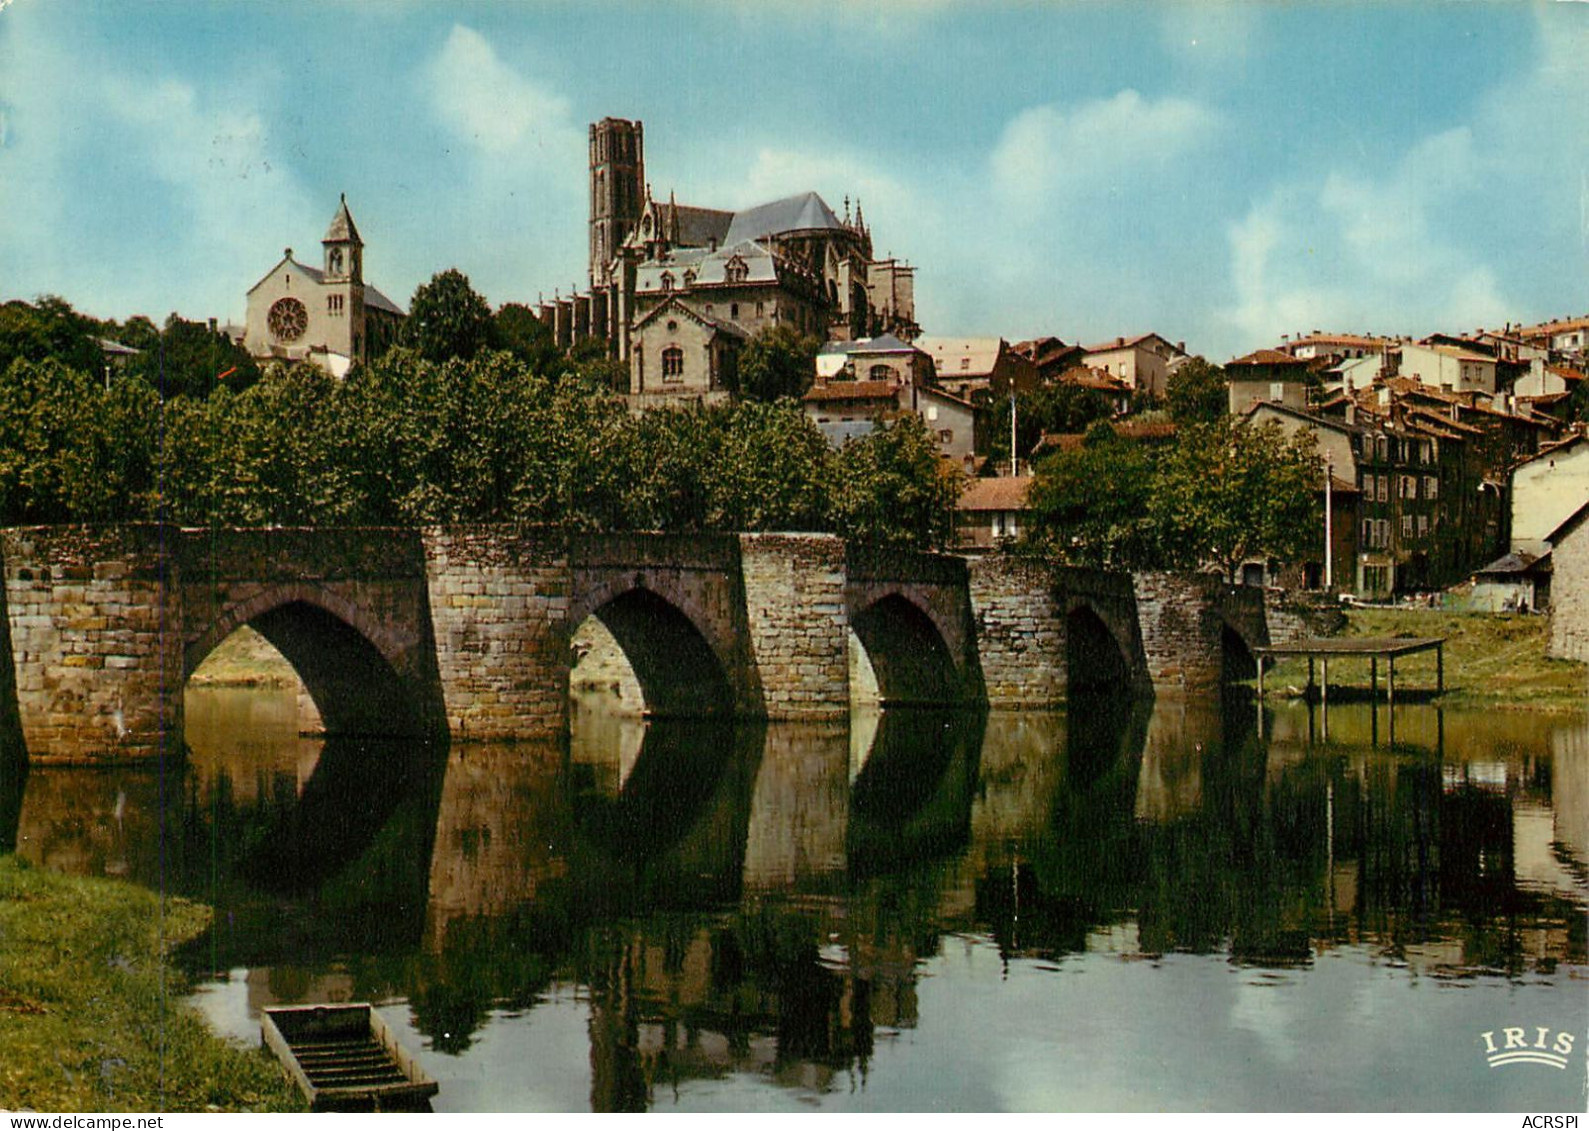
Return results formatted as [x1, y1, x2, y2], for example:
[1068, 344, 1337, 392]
[1, 0, 1586, 361]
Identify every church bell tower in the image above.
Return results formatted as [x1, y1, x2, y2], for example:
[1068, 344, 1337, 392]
[322, 193, 364, 284]
[589, 118, 645, 287]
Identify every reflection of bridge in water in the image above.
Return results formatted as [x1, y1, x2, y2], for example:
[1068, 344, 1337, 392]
[9, 691, 1583, 1109]
[0, 525, 1294, 764]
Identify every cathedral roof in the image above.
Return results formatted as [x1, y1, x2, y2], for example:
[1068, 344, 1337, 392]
[724, 192, 844, 244]
[673, 205, 734, 248]
[323, 195, 363, 245]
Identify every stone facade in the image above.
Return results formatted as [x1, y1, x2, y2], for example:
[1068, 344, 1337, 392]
[422, 527, 573, 741]
[740, 534, 850, 718]
[1548, 504, 1589, 663]
[966, 555, 1067, 706]
[1132, 571, 1268, 695]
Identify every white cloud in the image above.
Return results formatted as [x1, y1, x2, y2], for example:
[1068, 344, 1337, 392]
[0, 16, 315, 321]
[990, 91, 1218, 210]
[424, 25, 580, 158]
[1218, 7, 1589, 353]
[416, 25, 586, 304]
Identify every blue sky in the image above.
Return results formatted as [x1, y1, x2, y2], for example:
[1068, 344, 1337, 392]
[1, 1, 1585, 360]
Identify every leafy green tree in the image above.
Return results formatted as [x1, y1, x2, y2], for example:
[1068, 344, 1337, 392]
[1024, 429, 1157, 567]
[0, 297, 106, 376]
[127, 314, 259, 399]
[1148, 418, 1323, 580]
[1165, 357, 1229, 424]
[732, 324, 819, 401]
[833, 415, 961, 548]
[491, 302, 560, 372]
[987, 382, 1115, 470]
[399, 269, 494, 364]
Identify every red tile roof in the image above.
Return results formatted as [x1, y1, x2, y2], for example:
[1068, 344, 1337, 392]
[959, 476, 1032, 512]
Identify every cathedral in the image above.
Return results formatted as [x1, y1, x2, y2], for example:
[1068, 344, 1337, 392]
[242, 196, 406, 376]
[541, 118, 918, 405]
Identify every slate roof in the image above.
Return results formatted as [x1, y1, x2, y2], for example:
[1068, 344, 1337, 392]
[323, 195, 362, 244]
[724, 192, 845, 244]
[674, 205, 734, 248]
[1474, 550, 1549, 577]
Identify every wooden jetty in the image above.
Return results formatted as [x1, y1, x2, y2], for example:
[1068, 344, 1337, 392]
[1253, 636, 1446, 705]
[262, 1003, 438, 1111]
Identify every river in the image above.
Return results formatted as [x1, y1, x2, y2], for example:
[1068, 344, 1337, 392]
[4, 684, 1586, 1112]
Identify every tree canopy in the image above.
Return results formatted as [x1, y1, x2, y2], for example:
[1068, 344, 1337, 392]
[0, 340, 957, 550]
[1025, 416, 1323, 578]
[1164, 357, 1228, 425]
[399, 269, 495, 364]
[732, 324, 819, 401]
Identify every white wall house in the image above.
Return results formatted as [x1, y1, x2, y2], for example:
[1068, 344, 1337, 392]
[1399, 342, 1497, 394]
[1512, 435, 1589, 555]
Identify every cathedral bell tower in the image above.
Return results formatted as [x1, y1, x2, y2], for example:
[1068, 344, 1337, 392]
[590, 118, 645, 287]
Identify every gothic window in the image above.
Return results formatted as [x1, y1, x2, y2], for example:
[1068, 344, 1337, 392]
[662, 347, 684, 380]
[328, 247, 344, 276]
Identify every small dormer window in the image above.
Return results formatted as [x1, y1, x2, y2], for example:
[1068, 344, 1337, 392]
[725, 257, 748, 284]
[661, 272, 674, 292]
[682, 270, 696, 288]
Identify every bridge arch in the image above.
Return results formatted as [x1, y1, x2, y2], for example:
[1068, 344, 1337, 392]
[848, 592, 966, 706]
[184, 584, 424, 737]
[571, 583, 737, 718]
[1065, 600, 1137, 695]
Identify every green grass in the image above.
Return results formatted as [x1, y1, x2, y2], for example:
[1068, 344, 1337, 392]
[186, 626, 298, 689]
[1261, 608, 1588, 709]
[0, 855, 303, 1112]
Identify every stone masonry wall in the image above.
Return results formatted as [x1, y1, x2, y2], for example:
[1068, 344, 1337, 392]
[967, 555, 1066, 706]
[1133, 571, 1223, 695]
[739, 534, 849, 718]
[422, 527, 573, 740]
[1549, 514, 1589, 662]
[1, 526, 178, 763]
[1264, 589, 1347, 646]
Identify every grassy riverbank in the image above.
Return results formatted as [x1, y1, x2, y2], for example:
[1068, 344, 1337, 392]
[0, 855, 302, 1112]
[1261, 608, 1588, 709]
[187, 626, 298, 689]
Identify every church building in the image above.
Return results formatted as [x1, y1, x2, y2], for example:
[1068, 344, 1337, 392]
[543, 118, 918, 406]
[243, 195, 405, 376]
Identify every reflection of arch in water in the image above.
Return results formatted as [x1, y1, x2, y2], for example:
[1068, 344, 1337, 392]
[185, 589, 434, 738]
[849, 595, 966, 707]
[1220, 620, 1260, 685]
[569, 719, 764, 907]
[848, 708, 986, 874]
[1065, 603, 1135, 696]
[574, 590, 735, 718]
[231, 735, 449, 898]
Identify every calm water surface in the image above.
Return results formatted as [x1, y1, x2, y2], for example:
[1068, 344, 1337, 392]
[5, 687, 1586, 1112]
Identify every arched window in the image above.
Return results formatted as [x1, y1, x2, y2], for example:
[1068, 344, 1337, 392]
[660, 272, 674, 292]
[869, 364, 892, 381]
[662, 347, 684, 379]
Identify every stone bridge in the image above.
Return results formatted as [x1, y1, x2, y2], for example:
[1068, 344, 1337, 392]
[0, 525, 1280, 764]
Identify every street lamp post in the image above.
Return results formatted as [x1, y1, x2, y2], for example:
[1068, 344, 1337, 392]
[1324, 453, 1333, 590]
